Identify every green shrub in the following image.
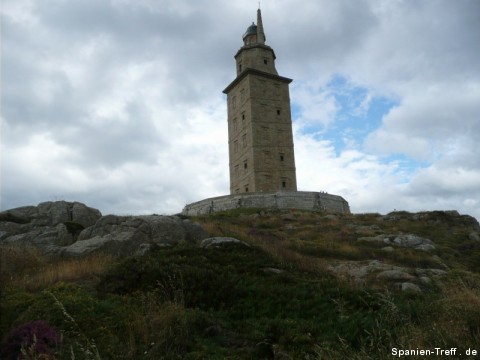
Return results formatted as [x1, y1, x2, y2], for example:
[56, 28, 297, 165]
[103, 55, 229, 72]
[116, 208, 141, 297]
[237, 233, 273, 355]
[0, 288, 35, 337]
[97, 244, 414, 357]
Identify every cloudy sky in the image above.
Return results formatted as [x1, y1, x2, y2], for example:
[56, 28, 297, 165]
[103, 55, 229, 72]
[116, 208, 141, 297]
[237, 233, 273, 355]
[2, 0, 479, 220]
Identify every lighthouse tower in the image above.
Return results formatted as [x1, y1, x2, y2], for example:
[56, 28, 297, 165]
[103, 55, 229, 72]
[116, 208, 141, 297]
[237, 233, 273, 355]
[181, 9, 350, 216]
[223, 9, 297, 194]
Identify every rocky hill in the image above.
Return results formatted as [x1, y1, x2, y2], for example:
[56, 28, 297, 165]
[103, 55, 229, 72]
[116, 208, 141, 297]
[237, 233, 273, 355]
[1, 202, 480, 359]
[0, 201, 208, 257]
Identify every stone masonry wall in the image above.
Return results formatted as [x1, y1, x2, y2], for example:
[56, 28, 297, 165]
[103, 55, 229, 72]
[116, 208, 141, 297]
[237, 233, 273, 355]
[182, 191, 350, 216]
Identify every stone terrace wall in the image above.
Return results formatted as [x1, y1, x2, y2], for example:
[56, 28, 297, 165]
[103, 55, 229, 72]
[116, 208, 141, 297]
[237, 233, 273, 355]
[182, 191, 350, 216]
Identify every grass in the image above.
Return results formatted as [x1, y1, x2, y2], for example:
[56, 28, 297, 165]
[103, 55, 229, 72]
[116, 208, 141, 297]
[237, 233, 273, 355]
[1, 209, 479, 358]
[1, 245, 113, 292]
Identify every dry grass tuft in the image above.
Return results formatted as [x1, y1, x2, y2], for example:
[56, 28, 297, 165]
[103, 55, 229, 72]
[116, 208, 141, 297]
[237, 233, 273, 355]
[125, 294, 188, 357]
[0, 245, 114, 291]
[395, 275, 480, 352]
[1, 245, 46, 288]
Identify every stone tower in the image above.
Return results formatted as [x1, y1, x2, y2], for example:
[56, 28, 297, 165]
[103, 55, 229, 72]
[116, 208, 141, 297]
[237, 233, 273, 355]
[223, 9, 297, 194]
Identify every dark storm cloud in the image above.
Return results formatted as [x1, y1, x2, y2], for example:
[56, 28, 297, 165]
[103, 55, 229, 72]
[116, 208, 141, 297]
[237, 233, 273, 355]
[270, 0, 379, 75]
[35, 0, 211, 40]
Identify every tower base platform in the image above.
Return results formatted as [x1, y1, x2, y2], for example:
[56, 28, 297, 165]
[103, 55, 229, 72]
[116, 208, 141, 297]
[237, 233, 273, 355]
[182, 191, 350, 216]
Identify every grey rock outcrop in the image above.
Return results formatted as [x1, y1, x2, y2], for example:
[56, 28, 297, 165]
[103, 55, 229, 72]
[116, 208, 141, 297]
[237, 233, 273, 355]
[382, 210, 480, 232]
[200, 237, 250, 249]
[327, 260, 387, 282]
[0, 201, 102, 250]
[469, 232, 480, 242]
[376, 270, 415, 281]
[392, 234, 434, 248]
[0, 201, 101, 228]
[357, 233, 436, 251]
[0, 201, 209, 257]
[327, 259, 448, 293]
[64, 215, 208, 257]
[401, 282, 422, 293]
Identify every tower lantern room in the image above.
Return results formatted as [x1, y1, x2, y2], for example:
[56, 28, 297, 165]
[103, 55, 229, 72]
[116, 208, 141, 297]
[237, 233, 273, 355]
[235, 9, 278, 77]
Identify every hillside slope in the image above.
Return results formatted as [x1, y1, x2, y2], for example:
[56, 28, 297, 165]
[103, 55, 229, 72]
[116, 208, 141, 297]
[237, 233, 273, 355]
[1, 208, 480, 359]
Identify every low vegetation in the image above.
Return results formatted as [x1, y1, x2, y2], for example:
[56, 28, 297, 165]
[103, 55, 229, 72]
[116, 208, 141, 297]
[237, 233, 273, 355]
[1, 209, 479, 359]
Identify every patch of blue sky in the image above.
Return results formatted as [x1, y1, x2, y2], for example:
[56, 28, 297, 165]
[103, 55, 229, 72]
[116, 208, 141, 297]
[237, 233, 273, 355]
[326, 75, 398, 151]
[291, 75, 435, 183]
[293, 74, 399, 153]
[291, 103, 303, 123]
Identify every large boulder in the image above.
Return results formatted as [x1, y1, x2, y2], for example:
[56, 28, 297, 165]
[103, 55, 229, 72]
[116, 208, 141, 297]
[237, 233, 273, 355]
[401, 282, 422, 294]
[0, 201, 102, 250]
[357, 233, 436, 251]
[200, 237, 250, 249]
[392, 234, 434, 248]
[469, 232, 480, 242]
[0, 202, 208, 257]
[77, 215, 205, 244]
[1, 224, 72, 248]
[64, 215, 208, 257]
[376, 270, 415, 281]
[0, 201, 101, 227]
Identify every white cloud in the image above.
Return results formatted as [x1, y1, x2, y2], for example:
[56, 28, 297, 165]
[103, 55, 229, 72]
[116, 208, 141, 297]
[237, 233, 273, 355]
[291, 82, 338, 129]
[294, 130, 407, 213]
[1, 0, 479, 221]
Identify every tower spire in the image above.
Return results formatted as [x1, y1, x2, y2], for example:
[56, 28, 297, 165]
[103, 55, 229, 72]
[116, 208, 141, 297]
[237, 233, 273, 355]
[257, 8, 266, 44]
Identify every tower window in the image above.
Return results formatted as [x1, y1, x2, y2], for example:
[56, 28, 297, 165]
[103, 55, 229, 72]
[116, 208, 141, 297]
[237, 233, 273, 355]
[277, 109, 281, 115]
[282, 181, 286, 188]
[264, 59, 268, 65]
[239, 64, 242, 72]
[242, 113, 245, 120]
[280, 154, 285, 161]
[242, 133, 247, 148]
[245, 186, 249, 193]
